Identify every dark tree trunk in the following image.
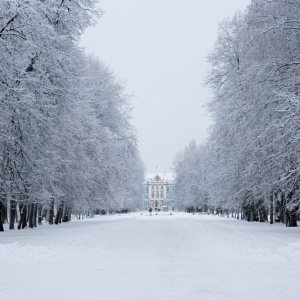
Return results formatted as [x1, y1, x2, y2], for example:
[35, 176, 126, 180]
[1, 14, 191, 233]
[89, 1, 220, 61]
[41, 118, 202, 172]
[68, 207, 72, 222]
[9, 199, 17, 230]
[49, 199, 54, 225]
[38, 204, 43, 225]
[18, 203, 27, 230]
[2, 204, 7, 224]
[28, 203, 35, 228]
[249, 208, 252, 222]
[284, 189, 298, 227]
[270, 194, 274, 225]
[276, 193, 286, 224]
[33, 204, 37, 227]
[62, 205, 70, 222]
[259, 206, 268, 222]
[54, 202, 64, 225]
[246, 207, 251, 222]
[0, 202, 4, 232]
[253, 207, 259, 222]
[54, 208, 60, 224]
[62, 205, 67, 222]
[286, 208, 298, 227]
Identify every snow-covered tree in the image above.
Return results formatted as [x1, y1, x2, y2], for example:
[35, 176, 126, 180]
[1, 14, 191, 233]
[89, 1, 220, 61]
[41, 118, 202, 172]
[174, 0, 300, 227]
[173, 141, 209, 212]
[0, 0, 144, 231]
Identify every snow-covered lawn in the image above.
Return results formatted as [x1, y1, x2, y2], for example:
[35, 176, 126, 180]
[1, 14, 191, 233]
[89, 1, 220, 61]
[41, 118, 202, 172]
[1, 212, 299, 300]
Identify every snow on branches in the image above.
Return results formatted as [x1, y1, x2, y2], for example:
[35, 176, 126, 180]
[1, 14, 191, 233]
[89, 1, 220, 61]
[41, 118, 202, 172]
[174, 0, 300, 226]
[0, 0, 144, 231]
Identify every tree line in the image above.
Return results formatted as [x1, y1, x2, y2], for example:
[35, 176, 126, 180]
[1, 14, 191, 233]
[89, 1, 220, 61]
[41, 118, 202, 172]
[0, 0, 144, 231]
[173, 0, 300, 227]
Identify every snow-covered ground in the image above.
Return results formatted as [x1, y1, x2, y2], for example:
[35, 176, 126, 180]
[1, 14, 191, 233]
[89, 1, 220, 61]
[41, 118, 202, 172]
[1, 212, 300, 300]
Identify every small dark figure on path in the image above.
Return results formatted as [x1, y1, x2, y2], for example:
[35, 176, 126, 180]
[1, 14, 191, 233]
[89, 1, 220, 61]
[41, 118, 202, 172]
[149, 207, 152, 216]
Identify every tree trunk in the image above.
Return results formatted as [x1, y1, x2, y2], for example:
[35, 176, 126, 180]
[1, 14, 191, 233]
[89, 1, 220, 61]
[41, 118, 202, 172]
[33, 204, 37, 227]
[0, 202, 4, 232]
[253, 206, 259, 222]
[62, 205, 68, 222]
[49, 199, 54, 225]
[68, 207, 72, 222]
[18, 203, 27, 230]
[278, 193, 286, 224]
[270, 193, 274, 225]
[54, 202, 64, 225]
[286, 208, 298, 227]
[246, 206, 251, 222]
[28, 203, 35, 228]
[9, 199, 16, 230]
[259, 207, 268, 222]
[38, 204, 43, 225]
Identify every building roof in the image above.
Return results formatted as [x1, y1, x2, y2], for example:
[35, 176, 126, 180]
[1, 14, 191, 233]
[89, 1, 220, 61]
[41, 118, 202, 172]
[145, 172, 174, 183]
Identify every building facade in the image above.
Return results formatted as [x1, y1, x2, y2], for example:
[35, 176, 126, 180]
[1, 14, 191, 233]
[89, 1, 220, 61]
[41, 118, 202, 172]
[142, 173, 174, 211]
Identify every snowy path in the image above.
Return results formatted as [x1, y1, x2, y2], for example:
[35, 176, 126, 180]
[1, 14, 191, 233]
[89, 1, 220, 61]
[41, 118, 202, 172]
[1, 213, 300, 300]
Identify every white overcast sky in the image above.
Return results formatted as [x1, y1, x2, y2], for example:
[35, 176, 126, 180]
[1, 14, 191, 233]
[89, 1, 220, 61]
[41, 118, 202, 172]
[80, 0, 250, 172]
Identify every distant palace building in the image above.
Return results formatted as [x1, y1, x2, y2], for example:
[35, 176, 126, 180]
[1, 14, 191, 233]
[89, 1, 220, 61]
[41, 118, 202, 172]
[142, 173, 174, 211]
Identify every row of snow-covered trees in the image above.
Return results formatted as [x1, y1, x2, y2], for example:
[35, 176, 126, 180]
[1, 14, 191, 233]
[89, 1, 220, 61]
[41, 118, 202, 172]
[174, 0, 300, 227]
[0, 0, 144, 231]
